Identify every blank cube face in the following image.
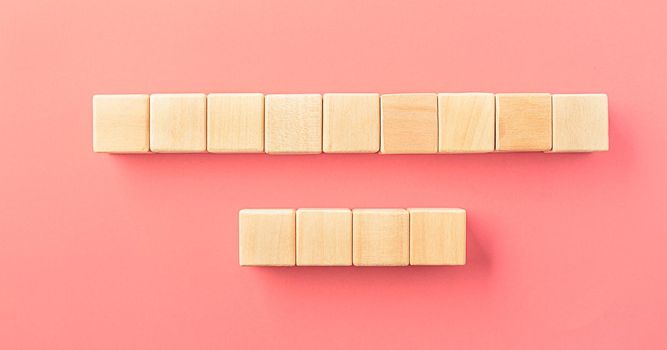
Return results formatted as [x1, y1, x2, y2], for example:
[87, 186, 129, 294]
[409, 208, 466, 265]
[438, 93, 495, 153]
[323, 94, 380, 153]
[352, 209, 409, 266]
[150, 94, 207, 152]
[207, 93, 264, 153]
[380, 94, 438, 154]
[93, 94, 149, 153]
[495, 93, 552, 151]
[239, 209, 295, 266]
[552, 94, 608, 152]
[265, 94, 322, 154]
[296, 209, 352, 266]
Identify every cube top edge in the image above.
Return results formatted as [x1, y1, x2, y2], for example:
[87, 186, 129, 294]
[239, 209, 296, 215]
[352, 208, 409, 215]
[407, 208, 466, 213]
[150, 93, 207, 99]
[296, 208, 352, 213]
[265, 93, 322, 98]
[437, 92, 494, 96]
[207, 92, 264, 97]
[323, 92, 379, 97]
[495, 93, 551, 97]
[381, 93, 437, 98]
[552, 93, 607, 97]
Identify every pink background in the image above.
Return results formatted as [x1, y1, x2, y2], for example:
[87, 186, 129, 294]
[1, 0, 666, 348]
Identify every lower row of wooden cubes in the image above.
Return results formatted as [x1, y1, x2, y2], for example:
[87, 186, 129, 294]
[239, 208, 466, 266]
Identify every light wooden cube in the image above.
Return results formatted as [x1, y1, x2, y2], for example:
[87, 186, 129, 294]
[296, 209, 352, 266]
[438, 93, 495, 153]
[93, 94, 150, 153]
[239, 209, 295, 266]
[552, 94, 608, 152]
[380, 94, 438, 154]
[264, 94, 322, 154]
[409, 208, 466, 265]
[323, 93, 379, 153]
[150, 93, 207, 152]
[207, 93, 264, 153]
[352, 209, 409, 266]
[495, 93, 552, 151]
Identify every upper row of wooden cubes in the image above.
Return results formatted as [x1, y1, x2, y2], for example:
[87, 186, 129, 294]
[93, 93, 608, 153]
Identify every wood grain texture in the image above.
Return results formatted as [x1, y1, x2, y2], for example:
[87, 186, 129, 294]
[352, 209, 409, 266]
[552, 94, 608, 152]
[409, 208, 466, 265]
[323, 93, 380, 153]
[438, 93, 495, 153]
[296, 208, 352, 266]
[495, 93, 552, 151]
[150, 93, 207, 152]
[207, 93, 264, 153]
[380, 93, 438, 154]
[239, 209, 295, 266]
[265, 94, 322, 154]
[93, 94, 149, 153]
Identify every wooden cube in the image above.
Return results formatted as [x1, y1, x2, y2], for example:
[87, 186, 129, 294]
[409, 208, 466, 265]
[150, 93, 207, 152]
[239, 209, 295, 266]
[552, 94, 608, 152]
[323, 93, 379, 153]
[438, 93, 495, 153]
[264, 94, 322, 154]
[380, 94, 438, 154]
[207, 93, 264, 153]
[296, 209, 352, 266]
[495, 93, 552, 151]
[92, 94, 150, 153]
[352, 209, 409, 266]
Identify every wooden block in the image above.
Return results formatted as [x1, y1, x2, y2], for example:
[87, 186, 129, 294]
[495, 93, 552, 151]
[409, 208, 466, 265]
[92, 94, 149, 153]
[150, 93, 207, 152]
[438, 93, 495, 153]
[380, 93, 438, 154]
[323, 93, 379, 153]
[352, 209, 409, 266]
[239, 209, 295, 266]
[207, 93, 264, 153]
[264, 94, 322, 154]
[552, 94, 608, 152]
[296, 209, 352, 266]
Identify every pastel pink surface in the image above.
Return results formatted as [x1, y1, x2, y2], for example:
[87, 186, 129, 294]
[1, 0, 666, 349]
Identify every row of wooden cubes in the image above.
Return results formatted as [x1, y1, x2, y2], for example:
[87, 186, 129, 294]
[239, 208, 466, 266]
[93, 93, 608, 154]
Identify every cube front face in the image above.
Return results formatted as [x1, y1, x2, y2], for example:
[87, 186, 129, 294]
[264, 94, 323, 154]
[552, 94, 608, 152]
[352, 209, 409, 266]
[93, 94, 150, 153]
[495, 93, 552, 151]
[239, 209, 296, 266]
[380, 94, 438, 154]
[296, 209, 352, 266]
[438, 93, 495, 153]
[207, 93, 264, 153]
[149, 94, 207, 153]
[409, 208, 466, 265]
[323, 93, 380, 153]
